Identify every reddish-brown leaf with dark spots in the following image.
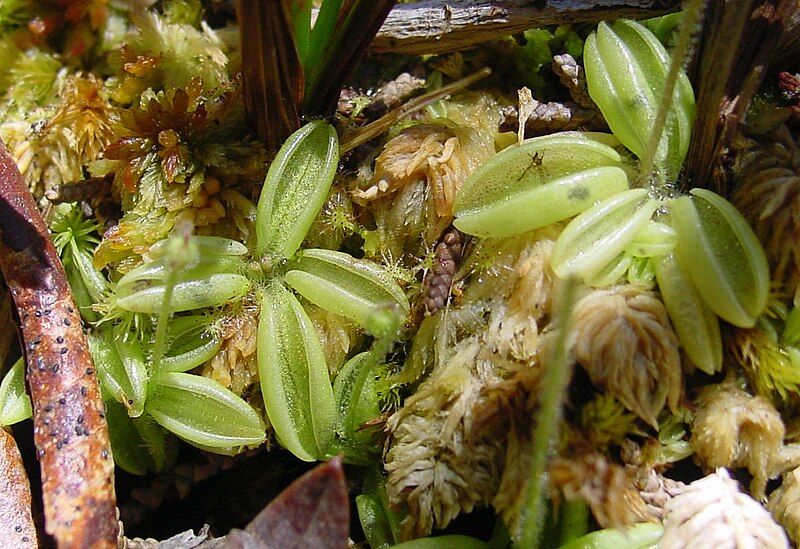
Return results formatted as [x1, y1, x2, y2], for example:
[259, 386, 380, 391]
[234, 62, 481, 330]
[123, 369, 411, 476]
[223, 456, 349, 549]
[0, 140, 118, 548]
[0, 428, 38, 547]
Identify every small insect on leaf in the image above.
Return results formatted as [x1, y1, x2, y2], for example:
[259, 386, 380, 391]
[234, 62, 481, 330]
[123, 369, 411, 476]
[654, 253, 722, 374]
[584, 19, 694, 181]
[147, 372, 266, 450]
[0, 359, 32, 427]
[551, 188, 658, 281]
[258, 282, 336, 462]
[671, 188, 769, 328]
[453, 132, 629, 238]
[284, 248, 409, 327]
[256, 121, 339, 259]
[89, 330, 148, 417]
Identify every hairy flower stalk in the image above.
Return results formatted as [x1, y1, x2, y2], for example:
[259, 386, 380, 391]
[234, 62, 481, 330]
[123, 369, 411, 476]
[570, 285, 682, 428]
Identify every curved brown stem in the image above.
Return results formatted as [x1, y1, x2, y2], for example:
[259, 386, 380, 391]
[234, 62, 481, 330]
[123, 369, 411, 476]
[0, 428, 38, 547]
[0, 141, 118, 548]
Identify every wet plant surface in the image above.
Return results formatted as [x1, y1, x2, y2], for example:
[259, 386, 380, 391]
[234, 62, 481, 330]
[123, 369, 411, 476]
[1, 1, 800, 548]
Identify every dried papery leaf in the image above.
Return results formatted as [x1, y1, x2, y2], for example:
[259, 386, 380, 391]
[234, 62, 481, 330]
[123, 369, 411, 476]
[550, 189, 658, 281]
[147, 372, 266, 451]
[285, 248, 409, 327]
[0, 140, 118, 547]
[356, 123, 492, 219]
[202, 302, 260, 395]
[691, 382, 784, 500]
[571, 285, 682, 427]
[454, 132, 628, 238]
[258, 282, 336, 461]
[584, 19, 694, 181]
[0, 429, 37, 547]
[671, 188, 769, 327]
[660, 469, 788, 548]
[0, 359, 32, 426]
[768, 466, 800, 544]
[256, 121, 339, 259]
[654, 253, 722, 374]
[733, 125, 800, 302]
[222, 456, 348, 549]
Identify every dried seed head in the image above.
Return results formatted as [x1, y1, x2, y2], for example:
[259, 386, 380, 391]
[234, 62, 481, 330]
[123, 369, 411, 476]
[768, 466, 800, 544]
[552, 53, 597, 110]
[354, 123, 491, 217]
[629, 465, 686, 521]
[660, 469, 789, 549]
[733, 124, 800, 300]
[571, 285, 682, 427]
[692, 382, 784, 500]
[418, 226, 465, 317]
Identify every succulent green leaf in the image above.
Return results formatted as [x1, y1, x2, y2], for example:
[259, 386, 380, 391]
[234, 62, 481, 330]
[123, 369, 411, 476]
[105, 399, 175, 475]
[159, 315, 223, 373]
[256, 121, 339, 259]
[453, 132, 628, 237]
[258, 282, 336, 461]
[332, 352, 380, 445]
[624, 220, 677, 257]
[115, 255, 244, 295]
[551, 189, 658, 280]
[389, 536, 488, 549]
[584, 252, 631, 288]
[557, 523, 663, 549]
[147, 372, 266, 449]
[654, 253, 722, 374]
[114, 273, 251, 313]
[0, 359, 31, 427]
[584, 19, 694, 180]
[148, 235, 248, 259]
[285, 249, 409, 326]
[89, 331, 148, 417]
[671, 189, 769, 327]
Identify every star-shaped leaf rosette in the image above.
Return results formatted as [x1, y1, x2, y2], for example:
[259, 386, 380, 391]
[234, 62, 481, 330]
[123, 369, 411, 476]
[92, 121, 408, 467]
[452, 19, 769, 376]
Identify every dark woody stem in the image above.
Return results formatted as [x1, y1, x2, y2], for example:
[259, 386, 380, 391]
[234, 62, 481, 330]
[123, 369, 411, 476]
[0, 140, 118, 548]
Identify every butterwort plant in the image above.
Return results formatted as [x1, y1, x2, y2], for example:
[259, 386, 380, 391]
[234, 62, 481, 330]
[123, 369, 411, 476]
[453, 17, 769, 375]
[91, 120, 408, 467]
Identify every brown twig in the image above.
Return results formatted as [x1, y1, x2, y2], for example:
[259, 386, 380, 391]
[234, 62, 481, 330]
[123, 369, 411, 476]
[0, 140, 118, 548]
[0, 428, 38, 547]
[684, 0, 796, 195]
[371, 0, 680, 55]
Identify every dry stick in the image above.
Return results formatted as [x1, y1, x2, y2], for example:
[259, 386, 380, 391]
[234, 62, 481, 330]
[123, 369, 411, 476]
[339, 67, 492, 154]
[684, 0, 795, 195]
[0, 141, 118, 548]
[371, 0, 680, 55]
[0, 428, 38, 547]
